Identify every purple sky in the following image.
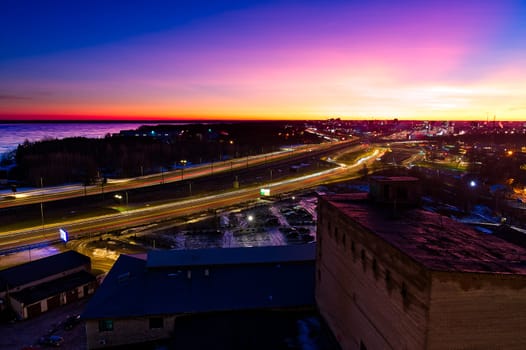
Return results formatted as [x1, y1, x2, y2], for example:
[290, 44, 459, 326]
[1, 0, 525, 120]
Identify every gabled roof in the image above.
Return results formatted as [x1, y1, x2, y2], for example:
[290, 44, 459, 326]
[0, 250, 90, 292]
[82, 245, 315, 320]
[10, 270, 95, 305]
[147, 244, 315, 268]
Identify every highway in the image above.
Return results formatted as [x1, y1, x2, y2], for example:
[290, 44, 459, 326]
[0, 146, 385, 251]
[0, 140, 355, 209]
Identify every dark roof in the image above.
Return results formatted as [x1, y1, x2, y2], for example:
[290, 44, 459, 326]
[323, 194, 526, 275]
[370, 176, 419, 182]
[0, 250, 90, 292]
[10, 270, 95, 305]
[83, 245, 315, 319]
[147, 244, 315, 268]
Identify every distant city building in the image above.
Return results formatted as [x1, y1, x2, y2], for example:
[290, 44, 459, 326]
[368, 176, 421, 206]
[82, 244, 316, 349]
[316, 180, 526, 349]
[0, 250, 97, 319]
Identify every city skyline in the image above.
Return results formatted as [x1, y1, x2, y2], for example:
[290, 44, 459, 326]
[1, 0, 526, 121]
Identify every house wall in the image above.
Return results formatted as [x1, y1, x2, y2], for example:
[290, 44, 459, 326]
[86, 315, 177, 349]
[427, 271, 526, 350]
[316, 198, 431, 350]
[9, 280, 97, 320]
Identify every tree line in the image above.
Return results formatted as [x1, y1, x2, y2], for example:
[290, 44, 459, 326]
[7, 122, 320, 187]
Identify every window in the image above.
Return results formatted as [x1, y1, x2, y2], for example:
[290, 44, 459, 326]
[397, 187, 408, 200]
[360, 340, 368, 350]
[149, 317, 164, 329]
[372, 258, 378, 279]
[98, 319, 113, 332]
[401, 282, 409, 308]
[385, 270, 392, 292]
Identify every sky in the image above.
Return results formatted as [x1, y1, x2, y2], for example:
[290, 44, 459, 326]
[1, 0, 525, 121]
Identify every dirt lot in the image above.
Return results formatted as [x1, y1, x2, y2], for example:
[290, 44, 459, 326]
[0, 298, 88, 350]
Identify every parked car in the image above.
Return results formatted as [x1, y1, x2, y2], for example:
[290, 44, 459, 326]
[38, 335, 64, 347]
[64, 314, 81, 330]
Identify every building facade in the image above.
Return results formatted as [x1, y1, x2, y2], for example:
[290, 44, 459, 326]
[316, 191, 526, 350]
[0, 250, 97, 320]
[83, 244, 316, 349]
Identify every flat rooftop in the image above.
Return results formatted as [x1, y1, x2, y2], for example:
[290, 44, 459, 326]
[147, 244, 315, 268]
[324, 193, 526, 274]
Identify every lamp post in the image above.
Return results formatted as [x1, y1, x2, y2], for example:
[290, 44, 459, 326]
[180, 160, 187, 180]
[40, 177, 44, 230]
[114, 192, 128, 212]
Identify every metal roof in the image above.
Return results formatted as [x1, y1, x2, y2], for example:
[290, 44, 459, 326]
[83, 245, 315, 319]
[0, 250, 90, 292]
[10, 270, 95, 305]
[146, 244, 315, 268]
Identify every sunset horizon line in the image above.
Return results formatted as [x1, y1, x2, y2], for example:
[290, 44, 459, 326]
[1, 113, 523, 123]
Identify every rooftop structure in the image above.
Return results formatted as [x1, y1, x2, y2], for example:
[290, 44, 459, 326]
[83, 244, 316, 349]
[316, 187, 526, 350]
[0, 250, 96, 320]
[0, 250, 91, 293]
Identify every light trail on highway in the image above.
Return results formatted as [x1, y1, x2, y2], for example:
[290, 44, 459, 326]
[0, 140, 354, 208]
[0, 145, 383, 251]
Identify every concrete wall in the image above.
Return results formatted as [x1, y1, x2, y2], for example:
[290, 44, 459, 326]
[316, 198, 431, 350]
[86, 315, 177, 349]
[427, 271, 526, 350]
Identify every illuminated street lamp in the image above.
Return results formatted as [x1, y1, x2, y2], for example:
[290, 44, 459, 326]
[114, 192, 128, 211]
[469, 180, 477, 188]
[180, 160, 187, 180]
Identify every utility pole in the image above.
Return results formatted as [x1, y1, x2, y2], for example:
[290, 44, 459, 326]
[40, 177, 44, 230]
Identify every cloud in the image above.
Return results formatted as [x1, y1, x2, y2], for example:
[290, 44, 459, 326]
[0, 94, 31, 101]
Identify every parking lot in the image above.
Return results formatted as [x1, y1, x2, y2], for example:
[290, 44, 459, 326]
[0, 193, 319, 350]
[0, 299, 88, 349]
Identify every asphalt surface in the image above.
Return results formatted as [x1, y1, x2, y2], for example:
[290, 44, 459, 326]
[0, 298, 88, 350]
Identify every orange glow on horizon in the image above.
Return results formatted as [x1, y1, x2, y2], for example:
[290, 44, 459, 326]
[1, 112, 524, 122]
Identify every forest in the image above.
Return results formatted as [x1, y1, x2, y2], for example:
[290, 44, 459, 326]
[6, 122, 322, 187]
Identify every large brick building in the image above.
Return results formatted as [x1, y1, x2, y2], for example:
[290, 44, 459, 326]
[316, 179, 526, 350]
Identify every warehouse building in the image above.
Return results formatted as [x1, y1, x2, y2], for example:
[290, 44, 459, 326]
[316, 177, 526, 350]
[82, 244, 316, 349]
[0, 250, 97, 319]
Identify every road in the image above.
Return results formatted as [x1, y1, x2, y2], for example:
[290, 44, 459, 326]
[0, 147, 384, 251]
[0, 140, 355, 209]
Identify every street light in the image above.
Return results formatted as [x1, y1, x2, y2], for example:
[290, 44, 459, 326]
[180, 160, 187, 180]
[114, 192, 128, 211]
